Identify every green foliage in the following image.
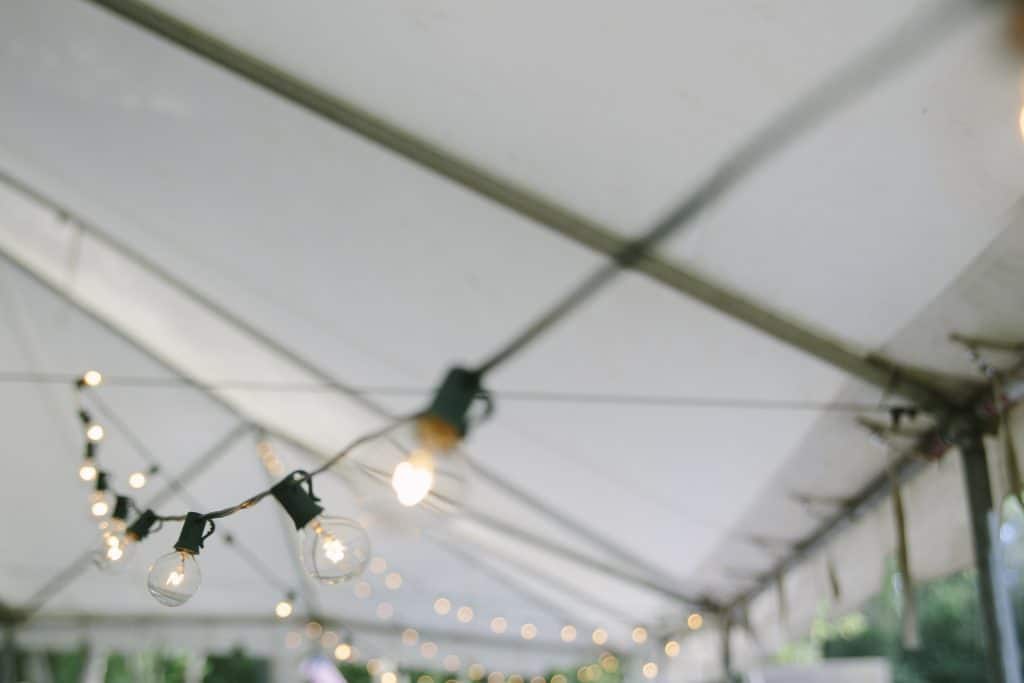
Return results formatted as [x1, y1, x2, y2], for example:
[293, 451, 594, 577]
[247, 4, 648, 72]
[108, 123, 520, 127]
[204, 648, 269, 683]
[339, 662, 373, 683]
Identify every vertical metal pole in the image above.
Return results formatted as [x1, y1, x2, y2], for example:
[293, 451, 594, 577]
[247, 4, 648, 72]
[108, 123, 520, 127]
[720, 616, 733, 683]
[988, 511, 1023, 683]
[1, 624, 15, 683]
[960, 432, 1008, 683]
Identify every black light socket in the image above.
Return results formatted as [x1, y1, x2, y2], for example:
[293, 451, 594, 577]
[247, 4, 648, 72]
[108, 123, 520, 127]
[424, 367, 485, 436]
[95, 471, 109, 492]
[127, 509, 158, 541]
[271, 472, 323, 530]
[112, 496, 130, 522]
[174, 512, 209, 555]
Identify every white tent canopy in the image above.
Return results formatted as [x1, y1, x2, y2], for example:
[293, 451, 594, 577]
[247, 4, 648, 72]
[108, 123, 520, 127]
[1, 0, 1024, 680]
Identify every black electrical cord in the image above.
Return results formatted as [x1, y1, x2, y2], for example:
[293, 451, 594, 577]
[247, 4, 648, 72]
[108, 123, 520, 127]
[4, 371, 912, 413]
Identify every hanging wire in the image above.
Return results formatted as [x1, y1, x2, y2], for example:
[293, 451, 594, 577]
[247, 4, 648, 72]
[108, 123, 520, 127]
[1, 371, 913, 413]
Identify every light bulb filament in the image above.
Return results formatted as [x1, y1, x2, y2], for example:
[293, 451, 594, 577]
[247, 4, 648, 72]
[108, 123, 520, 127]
[166, 566, 185, 587]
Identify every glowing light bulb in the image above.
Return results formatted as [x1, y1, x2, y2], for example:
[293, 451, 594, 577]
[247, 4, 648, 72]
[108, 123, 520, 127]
[641, 662, 658, 680]
[147, 550, 201, 606]
[391, 450, 435, 506]
[89, 491, 112, 519]
[85, 423, 105, 442]
[664, 640, 680, 657]
[632, 626, 648, 643]
[79, 461, 98, 482]
[95, 513, 135, 571]
[343, 366, 490, 522]
[275, 599, 294, 619]
[334, 643, 352, 661]
[82, 370, 103, 387]
[687, 612, 704, 630]
[560, 625, 576, 642]
[299, 515, 370, 584]
[128, 471, 147, 489]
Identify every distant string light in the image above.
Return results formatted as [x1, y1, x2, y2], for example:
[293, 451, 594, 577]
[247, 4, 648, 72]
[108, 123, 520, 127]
[687, 612, 704, 630]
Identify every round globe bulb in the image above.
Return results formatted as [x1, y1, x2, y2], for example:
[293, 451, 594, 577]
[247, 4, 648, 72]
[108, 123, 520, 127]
[89, 490, 113, 519]
[79, 462, 98, 482]
[340, 417, 468, 527]
[128, 471, 147, 489]
[147, 550, 201, 606]
[275, 600, 294, 619]
[82, 370, 103, 387]
[94, 521, 135, 571]
[86, 424, 105, 442]
[299, 515, 370, 584]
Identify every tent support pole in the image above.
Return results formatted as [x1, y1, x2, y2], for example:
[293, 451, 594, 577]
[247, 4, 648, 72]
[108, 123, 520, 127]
[1, 623, 15, 683]
[719, 616, 732, 683]
[959, 430, 1010, 683]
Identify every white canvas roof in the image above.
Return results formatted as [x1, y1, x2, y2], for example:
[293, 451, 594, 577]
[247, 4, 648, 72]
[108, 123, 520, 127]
[1, 0, 1024, 680]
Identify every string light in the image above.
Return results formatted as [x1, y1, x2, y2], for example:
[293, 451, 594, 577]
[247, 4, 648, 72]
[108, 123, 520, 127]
[89, 472, 113, 519]
[520, 623, 537, 640]
[385, 571, 403, 589]
[94, 496, 134, 569]
[128, 471, 148, 489]
[367, 659, 382, 675]
[443, 655, 460, 672]
[401, 628, 419, 646]
[631, 626, 648, 643]
[487, 673, 505, 683]
[382, 673, 397, 683]
[468, 664, 486, 681]
[376, 602, 394, 619]
[345, 368, 491, 516]
[321, 631, 339, 648]
[275, 597, 294, 619]
[306, 621, 324, 639]
[420, 641, 438, 658]
[434, 597, 452, 615]
[418, 676, 434, 683]
[687, 612, 704, 630]
[79, 442, 98, 482]
[456, 606, 474, 623]
[551, 675, 567, 683]
[664, 640, 680, 657]
[641, 663, 658, 680]
[85, 423, 105, 442]
[147, 513, 206, 607]
[270, 472, 370, 585]
[490, 617, 508, 634]
[591, 628, 608, 645]
[369, 557, 388, 574]
[560, 625, 576, 642]
[334, 643, 352, 661]
[81, 370, 103, 387]
[599, 653, 619, 673]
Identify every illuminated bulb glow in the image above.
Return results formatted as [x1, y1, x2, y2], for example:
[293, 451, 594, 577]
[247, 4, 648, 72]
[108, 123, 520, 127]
[313, 521, 347, 564]
[687, 612, 704, 630]
[592, 628, 608, 645]
[166, 567, 185, 587]
[664, 640, 680, 657]
[642, 663, 658, 680]
[334, 643, 352, 661]
[391, 450, 435, 506]
[86, 424, 105, 442]
[91, 500, 109, 518]
[79, 463, 98, 482]
[560, 625, 576, 642]
[82, 370, 103, 387]
[275, 600, 294, 619]
[106, 545, 124, 561]
[128, 472, 147, 489]
[491, 617, 508, 634]
[520, 623, 537, 640]
[632, 626, 648, 643]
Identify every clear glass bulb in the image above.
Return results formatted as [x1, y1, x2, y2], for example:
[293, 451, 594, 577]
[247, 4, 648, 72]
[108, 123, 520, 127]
[299, 515, 370, 584]
[147, 550, 201, 606]
[89, 490, 113, 519]
[94, 519, 135, 570]
[79, 461, 98, 482]
[128, 471, 147, 489]
[341, 416, 468, 526]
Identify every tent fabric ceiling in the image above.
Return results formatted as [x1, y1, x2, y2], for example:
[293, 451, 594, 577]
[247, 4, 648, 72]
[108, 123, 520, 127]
[1, 0, 1023, 680]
